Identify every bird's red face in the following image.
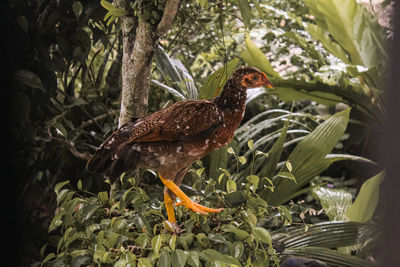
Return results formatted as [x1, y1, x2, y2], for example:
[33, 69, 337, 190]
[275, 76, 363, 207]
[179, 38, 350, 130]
[241, 71, 274, 89]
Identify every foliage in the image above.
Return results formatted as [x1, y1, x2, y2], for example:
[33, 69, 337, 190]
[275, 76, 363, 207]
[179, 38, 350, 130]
[8, 0, 390, 265]
[40, 173, 375, 266]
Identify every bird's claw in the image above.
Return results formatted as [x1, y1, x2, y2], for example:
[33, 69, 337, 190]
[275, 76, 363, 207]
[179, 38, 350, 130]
[163, 220, 184, 234]
[175, 200, 224, 215]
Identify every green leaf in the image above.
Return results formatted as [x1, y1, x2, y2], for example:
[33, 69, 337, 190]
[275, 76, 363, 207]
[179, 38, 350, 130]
[247, 140, 254, 150]
[277, 205, 293, 224]
[53, 121, 68, 138]
[77, 179, 82, 190]
[158, 250, 171, 267]
[274, 221, 374, 250]
[238, 156, 247, 165]
[114, 257, 127, 267]
[273, 86, 343, 107]
[225, 191, 247, 207]
[71, 255, 91, 267]
[55, 180, 70, 195]
[171, 249, 188, 267]
[345, 172, 383, 222]
[233, 241, 244, 258]
[138, 258, 152, 267]
[283, 247, 369, 267]
[100, 0, 128, 16]
[169, 234, 177, 251]
[223, 226, 250, 241]
[152, 235, 163, 257]
[253, 227, 272, 245]
[72, 1, 83, 18]
[155, 48, 199, 100]
[237, 0, 254, 28]
[42, 253, 56, 263]
[246, 175, 259, 189]
[82, 204, 101, 221]
[268, 108, 351, 205]
[206, 146, 228, 180]
[14, 69, 44, 90]
[151, 80, 186, 101]
[275, 172, 296, 183]
[200, 249, 242, 266]
[304, 0, 388, 70]
[226, 179, 237, 193]
[259, 119, 289, 179]
[242, 33, 280, 78]
[304, 22, 349, 64]
[285, 161, 292, 172]
[313, 186, 352, 220]
[198, 58, 240, 100]
[197, 0, 208, 8]
[187, 251, 200, 267]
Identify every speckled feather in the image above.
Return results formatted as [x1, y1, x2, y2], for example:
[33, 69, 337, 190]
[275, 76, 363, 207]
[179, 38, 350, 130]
[87, 67, 272, 184]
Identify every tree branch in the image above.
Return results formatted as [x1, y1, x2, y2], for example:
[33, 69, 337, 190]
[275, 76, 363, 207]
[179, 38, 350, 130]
[156, 0, 181, 36]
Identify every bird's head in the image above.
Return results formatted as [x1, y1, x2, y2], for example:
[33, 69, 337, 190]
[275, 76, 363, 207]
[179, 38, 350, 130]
[233, 67, 274, 90]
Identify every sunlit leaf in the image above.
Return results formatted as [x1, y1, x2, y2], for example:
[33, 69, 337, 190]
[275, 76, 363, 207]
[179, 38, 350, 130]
[345, 172, 383, 223]
[237, 0, 254, 28]
[313, 186, 352, 220]
[242, 33, 280, 78]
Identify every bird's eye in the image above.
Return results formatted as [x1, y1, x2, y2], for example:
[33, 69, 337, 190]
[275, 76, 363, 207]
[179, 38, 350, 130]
[244, 78, 250, 83]
[252, 75, 258, 81]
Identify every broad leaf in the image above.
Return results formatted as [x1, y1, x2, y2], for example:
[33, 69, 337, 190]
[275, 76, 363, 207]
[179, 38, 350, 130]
[241, 33, 280, 78]
[14, 69, 44, 90]
[237, 0, 254, 28]
[267, 108, 350, 205]
[345, 172, 383, 223]
[313, 186, 352, 221]
[303, 0, 389, 84]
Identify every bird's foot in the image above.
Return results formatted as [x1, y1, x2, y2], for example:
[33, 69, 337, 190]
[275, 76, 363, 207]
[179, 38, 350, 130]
[163, 220, 185, 234]
[175, 200, 224, 214]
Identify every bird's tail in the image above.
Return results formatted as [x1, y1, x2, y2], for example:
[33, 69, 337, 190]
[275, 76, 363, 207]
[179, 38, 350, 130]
[86, 144, 139, 182]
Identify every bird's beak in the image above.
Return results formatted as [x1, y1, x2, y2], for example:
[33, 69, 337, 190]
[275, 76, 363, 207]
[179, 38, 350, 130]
[262, 73, 275, 90]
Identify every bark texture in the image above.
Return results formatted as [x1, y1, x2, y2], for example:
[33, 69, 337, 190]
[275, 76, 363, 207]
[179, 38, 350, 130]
[119, 16, 153, 127]
[117, 0, 181, 128]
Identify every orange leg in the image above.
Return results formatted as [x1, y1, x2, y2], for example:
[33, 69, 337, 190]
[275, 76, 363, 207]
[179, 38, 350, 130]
[164, 190, 176, 223]
[159, 175, 224, 215]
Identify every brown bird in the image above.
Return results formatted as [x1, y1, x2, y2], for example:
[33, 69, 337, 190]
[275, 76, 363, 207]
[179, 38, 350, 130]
[87, 67, 274, 227]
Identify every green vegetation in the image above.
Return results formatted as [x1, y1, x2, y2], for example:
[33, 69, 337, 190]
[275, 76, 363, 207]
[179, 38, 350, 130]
[9, 0, 391, 266]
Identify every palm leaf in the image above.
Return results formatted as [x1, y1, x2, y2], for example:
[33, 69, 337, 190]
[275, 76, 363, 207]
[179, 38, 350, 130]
[282, 247, 370, 267]
[273, 221, 374, 250]
[155, 47, 198, 100]
[313, 187, 353, 221]
[266, 108, 350, 205]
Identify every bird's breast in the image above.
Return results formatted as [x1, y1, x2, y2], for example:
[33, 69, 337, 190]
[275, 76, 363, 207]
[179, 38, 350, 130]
[211, 108, 245, 149]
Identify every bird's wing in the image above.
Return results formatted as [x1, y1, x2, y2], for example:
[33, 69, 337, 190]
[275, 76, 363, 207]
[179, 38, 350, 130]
[86, 117, 140, 172]
[86, 100, 221, 172]
[128, 100, 221, 142]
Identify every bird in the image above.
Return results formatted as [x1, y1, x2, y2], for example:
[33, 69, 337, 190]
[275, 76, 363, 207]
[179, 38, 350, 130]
[86, 66, 274, 227]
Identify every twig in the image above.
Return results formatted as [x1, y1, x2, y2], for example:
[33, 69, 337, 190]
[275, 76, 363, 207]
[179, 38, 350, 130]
[156, 0, 181, 37]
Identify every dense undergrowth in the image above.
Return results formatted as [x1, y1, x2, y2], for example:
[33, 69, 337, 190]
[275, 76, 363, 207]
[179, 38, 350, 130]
[9, 0, 391, 266]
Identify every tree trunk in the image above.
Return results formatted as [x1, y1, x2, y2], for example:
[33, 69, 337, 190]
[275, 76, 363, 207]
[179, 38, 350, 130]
[118, 16, 154, 127]
[117, 0, 181, 128]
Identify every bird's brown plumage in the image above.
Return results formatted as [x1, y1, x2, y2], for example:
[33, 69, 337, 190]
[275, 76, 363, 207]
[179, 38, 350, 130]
[87, 66, 274, 227]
